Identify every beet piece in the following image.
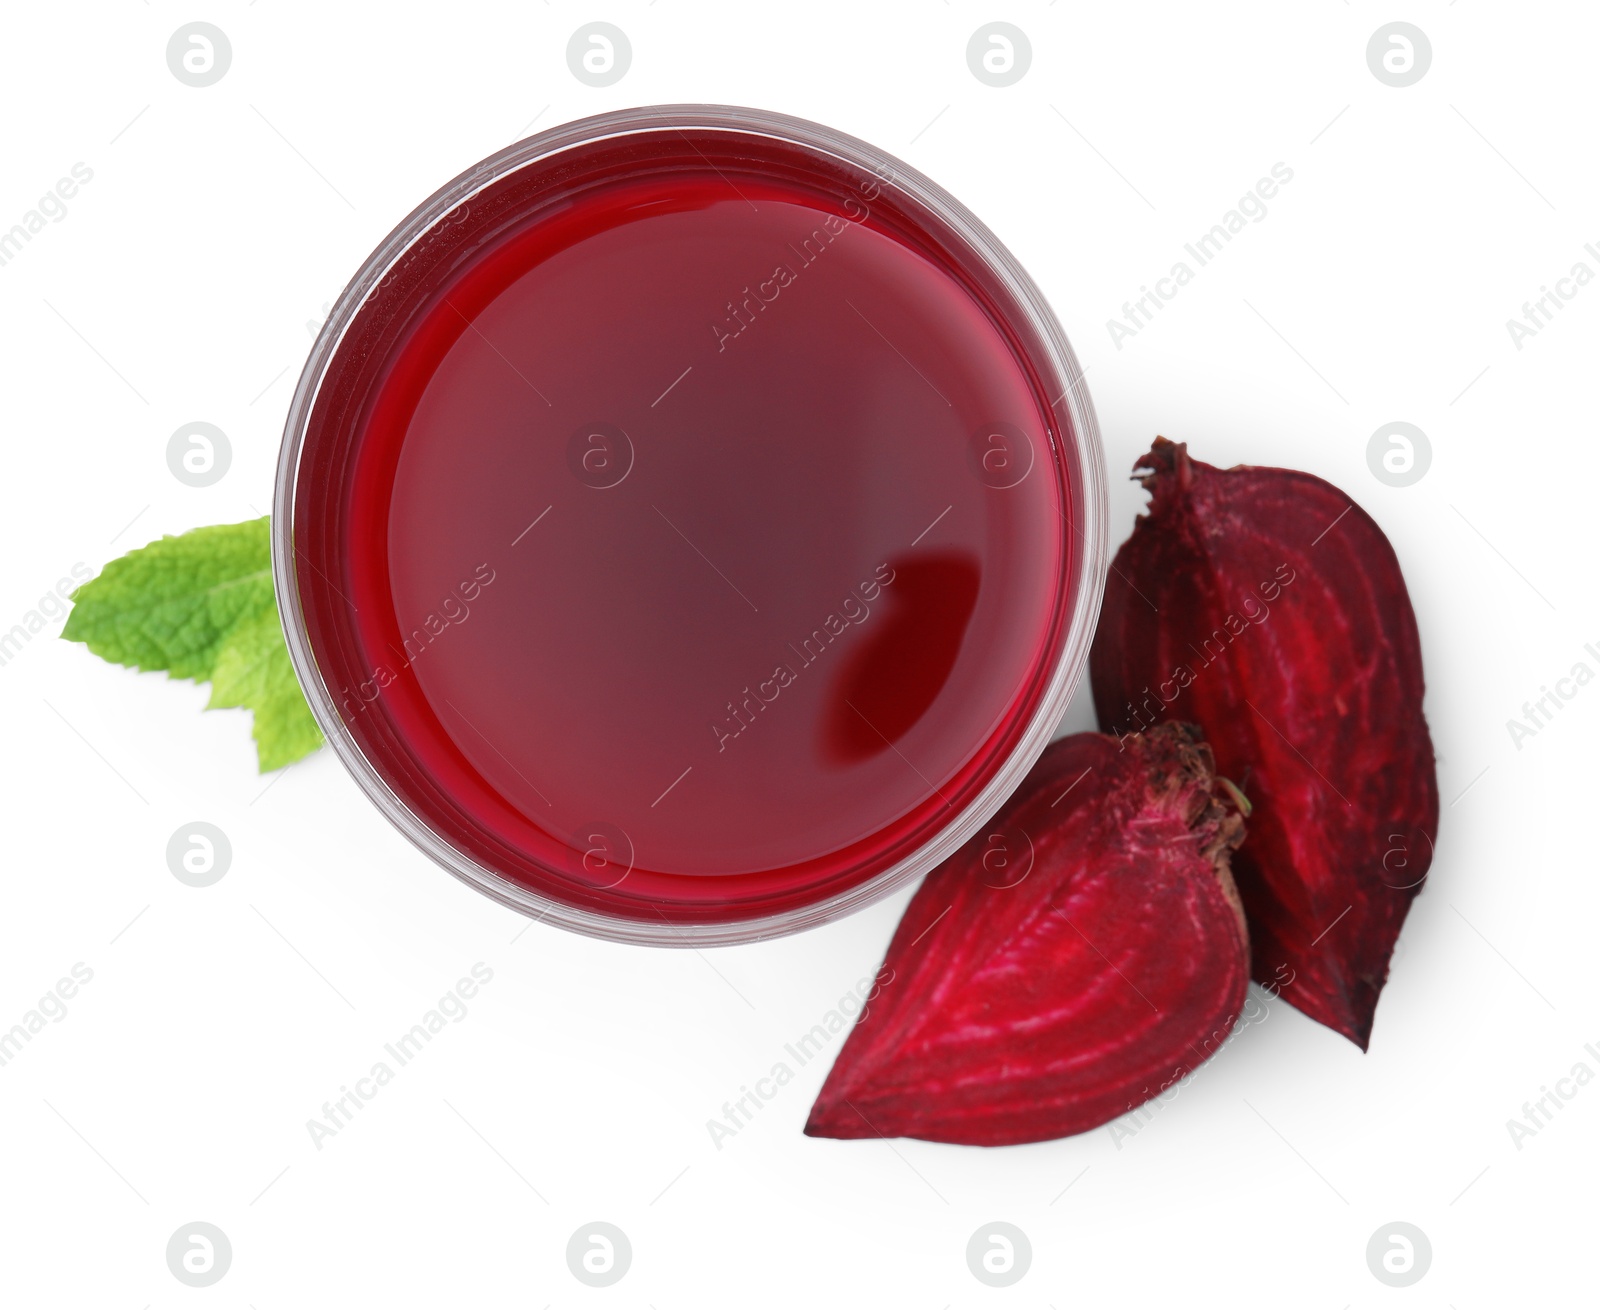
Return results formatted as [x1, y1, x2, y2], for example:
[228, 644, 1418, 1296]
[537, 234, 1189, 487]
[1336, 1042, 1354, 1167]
[805, 724, 1249, 1147]
[1090, 438, 1438, 1049]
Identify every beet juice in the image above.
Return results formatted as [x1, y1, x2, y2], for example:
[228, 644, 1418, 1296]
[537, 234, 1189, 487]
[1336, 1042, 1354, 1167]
[276, 107, 1105, 942]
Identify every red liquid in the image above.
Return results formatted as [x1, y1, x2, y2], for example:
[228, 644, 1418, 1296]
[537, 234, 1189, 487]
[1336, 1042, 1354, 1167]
[293, 128, 1078, 926]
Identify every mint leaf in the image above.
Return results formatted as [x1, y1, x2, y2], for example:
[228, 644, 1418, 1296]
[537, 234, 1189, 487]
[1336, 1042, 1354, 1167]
[63, 517, 325, 773]
[61, 518, 274, 679]
[208, 604, 325, 772]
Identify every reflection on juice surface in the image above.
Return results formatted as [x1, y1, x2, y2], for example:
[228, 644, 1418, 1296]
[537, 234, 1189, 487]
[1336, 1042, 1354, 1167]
[824, 552, 982, 765]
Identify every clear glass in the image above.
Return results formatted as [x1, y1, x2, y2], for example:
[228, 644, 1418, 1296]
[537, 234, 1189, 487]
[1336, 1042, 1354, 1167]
[273, 105, 1107, 945]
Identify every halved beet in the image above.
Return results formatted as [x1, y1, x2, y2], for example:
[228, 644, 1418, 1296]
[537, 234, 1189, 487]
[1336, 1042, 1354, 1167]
[1090, 438, 1438, 1048]
[805, 723, 1249, 1147]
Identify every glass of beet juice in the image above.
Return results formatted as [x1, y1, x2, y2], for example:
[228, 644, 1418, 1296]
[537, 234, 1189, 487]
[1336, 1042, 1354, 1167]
[274, 106, 1107, 944]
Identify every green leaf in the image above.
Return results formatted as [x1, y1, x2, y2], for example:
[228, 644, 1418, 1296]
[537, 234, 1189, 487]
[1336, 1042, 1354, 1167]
[62, 516, 326, 773]
[62, 518, 274, 679]
[207, 604, 325, 772]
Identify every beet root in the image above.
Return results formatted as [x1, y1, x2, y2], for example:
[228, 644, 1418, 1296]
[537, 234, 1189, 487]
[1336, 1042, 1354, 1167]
[1090, 438, 1438, 1049]
[805, 723, 1249, 1147]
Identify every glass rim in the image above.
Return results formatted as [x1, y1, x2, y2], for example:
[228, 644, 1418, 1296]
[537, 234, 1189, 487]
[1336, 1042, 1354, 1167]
[273, 103, 1108, 947]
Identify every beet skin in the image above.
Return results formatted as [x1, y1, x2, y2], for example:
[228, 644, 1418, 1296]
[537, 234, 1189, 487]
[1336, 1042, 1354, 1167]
[1090, 438, 1438, 1049]
[806, 723, 1250, 1146]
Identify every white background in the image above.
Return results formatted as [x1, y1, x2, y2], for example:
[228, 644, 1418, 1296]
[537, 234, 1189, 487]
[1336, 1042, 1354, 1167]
[1, 2, 1595, 1304]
